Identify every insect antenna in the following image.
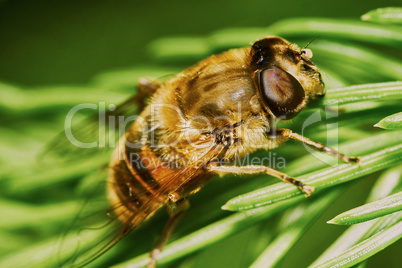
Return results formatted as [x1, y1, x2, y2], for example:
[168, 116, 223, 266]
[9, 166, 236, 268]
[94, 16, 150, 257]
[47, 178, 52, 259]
[303, 36, 320, 49]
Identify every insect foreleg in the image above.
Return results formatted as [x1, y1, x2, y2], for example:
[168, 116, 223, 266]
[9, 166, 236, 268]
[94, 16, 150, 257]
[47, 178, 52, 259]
[148, 198, 190, 268]
[208, 165, 315, 197]
[272, 129, 361, 164]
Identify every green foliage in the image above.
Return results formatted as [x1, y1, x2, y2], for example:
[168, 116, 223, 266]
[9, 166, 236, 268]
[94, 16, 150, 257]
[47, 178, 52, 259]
[375, 112, 402, 130]
[1, 7, 401, 268]
[312, 221, 402, 268]
[327, 191, 402, 225]
[361, 7, 402, 24]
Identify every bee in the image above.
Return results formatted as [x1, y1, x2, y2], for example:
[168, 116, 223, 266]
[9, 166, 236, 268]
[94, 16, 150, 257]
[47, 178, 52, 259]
[62, 36, 360, 267]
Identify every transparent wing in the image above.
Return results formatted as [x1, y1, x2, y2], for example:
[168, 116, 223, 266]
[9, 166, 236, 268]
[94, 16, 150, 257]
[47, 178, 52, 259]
[57, 169, 147, 268]
[57, 142, 223, 267]
[39, 95, 138, 165]
[39, 78, 161, 165]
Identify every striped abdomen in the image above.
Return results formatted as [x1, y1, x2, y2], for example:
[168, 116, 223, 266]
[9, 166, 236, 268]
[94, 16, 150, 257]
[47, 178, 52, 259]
[107, 137, 211, 229]
[107, 142, 172, 228]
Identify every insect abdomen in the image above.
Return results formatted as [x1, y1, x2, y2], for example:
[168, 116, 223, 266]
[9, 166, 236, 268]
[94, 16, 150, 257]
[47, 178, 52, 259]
[107, 145, 167, 227]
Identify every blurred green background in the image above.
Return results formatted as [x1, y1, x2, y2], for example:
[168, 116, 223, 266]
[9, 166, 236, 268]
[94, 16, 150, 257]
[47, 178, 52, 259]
[0, 0, 400, 86]
[0, 1, 401, 268]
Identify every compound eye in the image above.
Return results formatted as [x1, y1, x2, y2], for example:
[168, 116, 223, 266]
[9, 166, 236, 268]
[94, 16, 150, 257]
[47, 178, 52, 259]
[258, 68, 305, 120]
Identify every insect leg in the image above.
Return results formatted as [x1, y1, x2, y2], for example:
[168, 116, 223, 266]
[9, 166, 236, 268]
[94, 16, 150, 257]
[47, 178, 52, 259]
[148, 198, 190, 268]
[272, 129, 361, 164]
[208, 165, 314, 197]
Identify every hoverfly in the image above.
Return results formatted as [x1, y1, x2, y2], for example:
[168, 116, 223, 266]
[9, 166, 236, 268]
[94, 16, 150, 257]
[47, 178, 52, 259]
[58, 36, 360, 267]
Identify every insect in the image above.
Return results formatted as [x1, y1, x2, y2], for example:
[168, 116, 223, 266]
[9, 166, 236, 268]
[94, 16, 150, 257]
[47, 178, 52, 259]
[60, 36, 360, 267]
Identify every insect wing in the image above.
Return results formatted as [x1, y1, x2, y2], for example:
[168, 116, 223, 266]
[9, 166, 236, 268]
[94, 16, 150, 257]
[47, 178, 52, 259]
[57, 140, 223, 267]
[57, 171, 140, 267]
[40, 95, 141, 165]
